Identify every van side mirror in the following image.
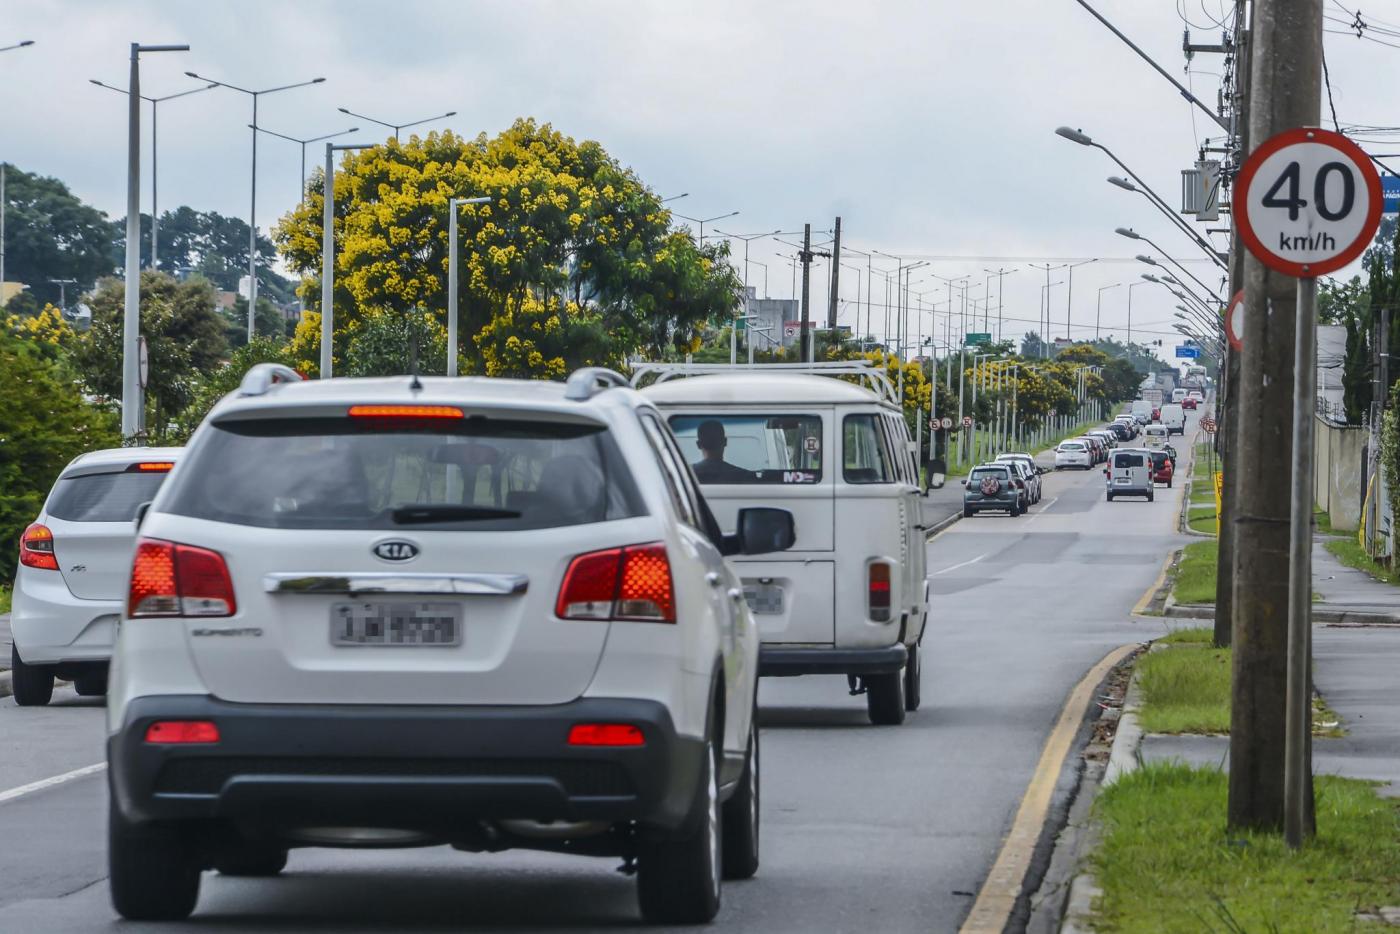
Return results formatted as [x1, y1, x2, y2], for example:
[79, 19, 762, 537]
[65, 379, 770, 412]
[134, 501, 152, 530]
[724, 507, 796, 556]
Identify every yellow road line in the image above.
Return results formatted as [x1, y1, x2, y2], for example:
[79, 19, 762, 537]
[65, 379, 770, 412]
[959, 643, 1137, 934]
[1132, 551, 1175, 617]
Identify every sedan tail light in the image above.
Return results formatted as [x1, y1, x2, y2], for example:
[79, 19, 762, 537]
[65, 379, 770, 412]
[557, 542, 676, 623]
[19, 523, 58, 571]
[868, 561, 892, 622]
[128, 538, 237, 618]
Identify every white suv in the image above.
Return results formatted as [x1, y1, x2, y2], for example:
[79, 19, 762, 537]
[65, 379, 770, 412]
[10, 447, 183, 705]
[106, 365, 794, 925]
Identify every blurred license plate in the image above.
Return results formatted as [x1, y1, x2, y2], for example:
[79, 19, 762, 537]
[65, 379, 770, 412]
[742, 582, 784, 615]
[1115, 477, 1131, 484]
[331, 602, 460, 646]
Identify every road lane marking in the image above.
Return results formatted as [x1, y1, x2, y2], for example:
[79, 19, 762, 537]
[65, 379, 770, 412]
[1022, 496, 1059, 526]
[958, 643, 1137, 934]
[1133, 550, 1178, 617]
[931, 553, 987, 576]
[0, 762, 105, 805]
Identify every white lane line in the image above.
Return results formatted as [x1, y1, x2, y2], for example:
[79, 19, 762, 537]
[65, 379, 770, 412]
[0, 762, 105, 805]
[1021, 496, 1059, 526]
[931, 552, 987, 576]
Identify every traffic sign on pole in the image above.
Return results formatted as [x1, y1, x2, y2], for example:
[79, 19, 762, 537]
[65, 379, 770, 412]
[1225, 290, 1245, 352]
[964, 332, 991, 346]
[961, 415, 973, 429]
[1175, 345, 1201, 359]
[138, 335, 149, 390]
[1236, 127, 1383, 278]
[940, 416, 953, 430]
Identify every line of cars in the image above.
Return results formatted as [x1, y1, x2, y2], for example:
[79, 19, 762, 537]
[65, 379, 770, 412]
[9, 360, 933, 925]
[960, 453, 1046, 517]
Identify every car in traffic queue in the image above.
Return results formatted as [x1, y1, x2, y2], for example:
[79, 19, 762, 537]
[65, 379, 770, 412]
[1105, 448, 1154, 502]
[1159, 403, 1186, 436]
[1143, 423, 1170, 450]
[1181, 396, 1198, 411]
[1054, 440, 1093, 470]
[1079, 435, 1106, 464]
[962, 463, 1023, 517]
[106, 365, 796, 925]
[1088, 430, 1118, 452]
[10, 447, 184, 706]
[637, 361, 929, 725]
[1150, 449, 1175, 487]
[994, 453, 1044, 504]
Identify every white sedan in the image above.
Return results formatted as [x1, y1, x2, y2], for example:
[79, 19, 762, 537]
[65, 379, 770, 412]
[1054, 441, 1093, 470]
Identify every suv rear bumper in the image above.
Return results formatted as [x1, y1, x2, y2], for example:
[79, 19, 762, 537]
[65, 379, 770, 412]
[759, 643, 906, 677]
[109, 695, 704, 835]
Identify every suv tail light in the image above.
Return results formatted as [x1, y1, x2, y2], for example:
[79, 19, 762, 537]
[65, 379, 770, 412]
[557, 542, 676, 623]
[868, 562, 892, 622]
[128, 538, 237, 618]
[568, 724, 645, 747]
[145, 721, 221, 744]
[19, 523, 58, 571]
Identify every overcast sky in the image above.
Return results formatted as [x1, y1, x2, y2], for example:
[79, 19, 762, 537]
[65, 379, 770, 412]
[4, 0, 1396, 364]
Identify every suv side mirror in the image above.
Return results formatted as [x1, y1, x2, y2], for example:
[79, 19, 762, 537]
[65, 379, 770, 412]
[727, 507, 796, 556]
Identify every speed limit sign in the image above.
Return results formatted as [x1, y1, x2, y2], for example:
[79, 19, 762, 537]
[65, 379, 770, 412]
[1237, 127, 1382, 278]
[1224, 291, 1244, 352]
[940, 416, 953, 430]
[961, 416, 973, 429]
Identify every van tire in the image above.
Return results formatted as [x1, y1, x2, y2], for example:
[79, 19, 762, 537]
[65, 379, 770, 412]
[1106, 492, 1114, 502]
[11, 645, 54, 707]
[1147, 489, 1155, 502]
[637, 730, 722, 924]
[903, 643, 922, 712]
[720, 725, 759, 880]
[109, 806, 200, 921]
[866, 671, 906, 725]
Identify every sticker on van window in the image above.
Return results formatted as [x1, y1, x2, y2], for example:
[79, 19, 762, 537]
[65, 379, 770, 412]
[782, 471, 818, 484]
[803, 436, 820, 454]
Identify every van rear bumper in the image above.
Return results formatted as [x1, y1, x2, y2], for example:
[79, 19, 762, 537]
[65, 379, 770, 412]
[759, 644, 907, 677]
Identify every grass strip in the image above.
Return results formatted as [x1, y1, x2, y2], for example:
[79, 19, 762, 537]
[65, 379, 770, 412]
[1156, 626, 1213, 644]
[0, 585, 9, 616]
[1093, 764, 1400, 933]
[1172, 540, 1218, 606]
[1315, 508, 1337, 536]
[1136, 644, 1231, 734]
[1325, 538, 1400, 586]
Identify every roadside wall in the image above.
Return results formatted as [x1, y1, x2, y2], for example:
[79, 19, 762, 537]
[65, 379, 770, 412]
[1314, 416, 1364, 531]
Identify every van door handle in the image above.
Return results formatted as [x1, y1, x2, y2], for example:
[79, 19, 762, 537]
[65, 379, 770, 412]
[706, 572, 722, 587]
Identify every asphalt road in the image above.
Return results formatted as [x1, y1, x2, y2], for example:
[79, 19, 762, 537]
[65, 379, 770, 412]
[0, 423, 1194, 933]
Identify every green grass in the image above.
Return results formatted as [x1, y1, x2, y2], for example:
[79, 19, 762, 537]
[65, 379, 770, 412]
[1187, 505, 1217, 535]
[0, 585, 9, 615]
[1172, 540, 1218, 606]
[1325, 537, 1400, 586]
[1156, 626, 1213, 644]
[1136, 644, 1231, 733]
[1093, 764, 1400, 933]
[1315, 508, 1337, 536]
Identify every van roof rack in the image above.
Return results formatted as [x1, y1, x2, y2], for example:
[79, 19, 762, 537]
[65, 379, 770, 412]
[238, 363, 303, 397]
[564, 367, 631, 401]
[629, 360, 898, 406]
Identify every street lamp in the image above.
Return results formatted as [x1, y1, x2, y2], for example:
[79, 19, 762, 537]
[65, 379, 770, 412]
[447, 195, 493, 376]
[320, 142, 374, 378]
[1054, 125, 1227, 270]
[188, 70, 326, 341]
[1117, 226, 1224, 302]
[250, 124, 359, 204]
[121, 42, 190, 443]
[337, 106, 455, 143]
[713, 228, 791, 293]
[1124, 280, 1149, 346]
[90, 78, 218, 270]
[0, 40, 34, 53]
[673, 210, 739, 245]
[983, 266, 1017, 343]
[659, 192, 689, 204]
[1096, 283, 1121, 340]
[1064, 258, 1096, 343]
[1105, 173, 1229, 270]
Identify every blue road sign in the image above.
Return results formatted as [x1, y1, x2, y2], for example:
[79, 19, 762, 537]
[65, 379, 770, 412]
[1385, 175, 1400, 214]
[1175, 345, 1201, 359]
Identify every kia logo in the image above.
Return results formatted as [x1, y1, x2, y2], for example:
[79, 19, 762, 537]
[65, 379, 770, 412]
[372, 540, 419, 562]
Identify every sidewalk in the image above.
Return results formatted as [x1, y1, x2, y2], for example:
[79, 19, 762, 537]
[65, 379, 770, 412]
[1139, 624, 1400, 797]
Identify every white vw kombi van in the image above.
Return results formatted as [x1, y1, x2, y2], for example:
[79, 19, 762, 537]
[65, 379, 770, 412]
[637, 361, 928, 725]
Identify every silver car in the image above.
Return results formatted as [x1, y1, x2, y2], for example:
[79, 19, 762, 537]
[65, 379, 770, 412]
[995, 454, 1043, 504]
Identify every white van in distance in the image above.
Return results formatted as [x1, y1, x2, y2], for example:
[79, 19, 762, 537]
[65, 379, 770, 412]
[1159, 403, 1185, 436]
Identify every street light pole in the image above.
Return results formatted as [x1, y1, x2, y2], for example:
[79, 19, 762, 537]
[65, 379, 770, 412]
[1096, 283, 1121, 340]
[122, 42, 189, 443]
[1125, 281, 1148, 346]
[320, 142, 373, 378]
[251, 124, 360, 205]
[1065, 259, 1096, 343]
[674, 210, 739, 246]
[447, 195, 492, 376]
[337, 107, 456, 143]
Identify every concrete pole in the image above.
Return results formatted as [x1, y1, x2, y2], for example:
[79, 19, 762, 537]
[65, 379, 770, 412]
[448, 204, 460, 376]
[827, 216, 841, 330]
[248, 94, 258, 342]
[320, 143, 335, 378]
[151, 101, 158, 270]
[121, 44, 143, 440]
[1229, 0, 1322, 837]
[1, 164, 6, 294]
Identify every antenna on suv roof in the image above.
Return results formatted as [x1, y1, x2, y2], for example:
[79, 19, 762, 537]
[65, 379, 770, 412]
[408, 306, 424, 392]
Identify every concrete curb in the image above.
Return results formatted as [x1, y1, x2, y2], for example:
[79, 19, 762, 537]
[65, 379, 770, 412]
[1164, 602, 1400, 625]
[923, 508, 962, 541]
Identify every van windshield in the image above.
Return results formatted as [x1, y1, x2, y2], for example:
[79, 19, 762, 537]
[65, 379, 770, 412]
[667, 414, 822, 484]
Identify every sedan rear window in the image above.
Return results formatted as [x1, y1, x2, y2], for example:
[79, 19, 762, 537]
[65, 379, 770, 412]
[1061, 443, 1084, 451]
[162, 416, 645, 531]
[47, 471, 169, 522]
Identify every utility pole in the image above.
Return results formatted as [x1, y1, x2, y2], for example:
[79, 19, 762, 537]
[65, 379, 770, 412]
[827, 216, 841, 331]
[1229, 0, 1322, 836]
[799, 224, 813, 362]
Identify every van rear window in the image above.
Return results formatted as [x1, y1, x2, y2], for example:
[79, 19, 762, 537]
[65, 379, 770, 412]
[667, 414, 822, 484]
[161, 417, 644, 530]
[1114, 453, 1144, 468]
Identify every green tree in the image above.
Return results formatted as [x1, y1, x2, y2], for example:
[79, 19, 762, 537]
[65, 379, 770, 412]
[75, 273, 228, 441]
[274, 120, 742, 376]
[115, 207, 295, 302]
[0, 330, 120, 583]
[171, 337, 301, 441]
[0, 163, 117, 306]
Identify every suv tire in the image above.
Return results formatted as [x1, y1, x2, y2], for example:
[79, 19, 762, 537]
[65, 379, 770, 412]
[109, 805, 200, 921]
[903, 642, 922, 712]
[963, 506, 974, 518]
[637, 731, 722, 924]
[866, 670, 906, 725]
[11, 645, 54, 707]
[214, 843, 288, 877]
[721, 726, 759, 880]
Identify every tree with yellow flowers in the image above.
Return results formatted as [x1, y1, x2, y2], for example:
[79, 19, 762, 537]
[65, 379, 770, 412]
[275, 119, 741, 377]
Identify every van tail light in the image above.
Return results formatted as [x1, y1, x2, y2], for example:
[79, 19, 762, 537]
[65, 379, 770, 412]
[144, 721, 220, 744]
[868, 562, 892, 622]
[557, 542, 676, 623]
[128, 538, 237, 618]
[19, 523, 58, 571]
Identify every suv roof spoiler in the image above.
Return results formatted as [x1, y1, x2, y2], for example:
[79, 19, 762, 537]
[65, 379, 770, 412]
[629, 360, 898, 406]
[563, 367, 630, 401]
[238, 363, 304, 397]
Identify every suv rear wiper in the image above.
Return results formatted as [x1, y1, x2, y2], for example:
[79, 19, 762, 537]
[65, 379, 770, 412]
[390, 505, 522, 524]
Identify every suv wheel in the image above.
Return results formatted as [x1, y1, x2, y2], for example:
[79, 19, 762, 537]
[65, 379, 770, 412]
[637, 731, 722, 924]
[11, 644, 54, 707]
[903, 642, 922, 712]
[109, 805, 200, 921]
[866, 670, 906, 725]
[214, 842, 288, 877]
[721, 725, 759, 880]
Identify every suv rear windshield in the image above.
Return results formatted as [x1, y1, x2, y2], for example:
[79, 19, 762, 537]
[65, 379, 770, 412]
[667, 414, 822, 484]
[47, 470, 169, 522]
[969, 467, 1009, 480]
[162, 416, 645, 531]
